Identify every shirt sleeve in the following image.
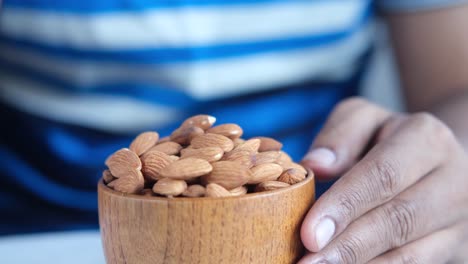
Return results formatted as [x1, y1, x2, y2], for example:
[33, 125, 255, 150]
[377, 0, 468, 12]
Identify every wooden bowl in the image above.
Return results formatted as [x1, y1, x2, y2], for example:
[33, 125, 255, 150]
[98, 174, 315, 264]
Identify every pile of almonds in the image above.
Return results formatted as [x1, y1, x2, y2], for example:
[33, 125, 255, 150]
[103, 115, 310, 198]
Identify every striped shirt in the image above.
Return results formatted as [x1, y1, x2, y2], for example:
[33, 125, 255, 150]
[0, 0, 463, 234]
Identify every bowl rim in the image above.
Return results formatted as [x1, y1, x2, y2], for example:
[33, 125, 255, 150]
[98, 170, 314, 202]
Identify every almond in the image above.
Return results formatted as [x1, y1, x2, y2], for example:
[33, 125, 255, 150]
[248, 163, 283, 184]
[107, 180, 116, 189]
[222, 149, 254, 168]
[170, 126, 204, 145]
[207, 124, 243, 139]
[278, 168, 306, 185]
[255, 181, 290, 192]
[253, 151, 281, 166]
[140, 150, 173, 181]
[129, 132, 159, 156]
[284, 162, 307, 175]
[205, 183, 231, 197]
[253, 136, 283, 152]
[234, 138, 261, 153]
[105, 148, 142, 178]
[233, 138, 245, 148]
[148, 141, 182, 155]
[140, 188, 154, 196]
[152, 178, 187, 197]
[157, 136, 171, 144]
[182, 184, 206, 197]
[180, 147, 224, 162]
[113, 170, 144, 194]
[202, 161, 251, 190]
[168, 155, 180, 161]
[229, 186, 248, 196]
[159, 158, 213, 180]
[102, 169, 115, 184]
[276, 151, 293, 168]
[191, 133, 234, 152]
[181, 114, 216, 130]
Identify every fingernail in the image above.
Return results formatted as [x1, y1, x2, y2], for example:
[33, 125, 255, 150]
[316, 217, 335, 250]
[303, 148, 336, 167]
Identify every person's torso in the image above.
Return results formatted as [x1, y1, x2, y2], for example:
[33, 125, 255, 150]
[0, 0, 374, 234]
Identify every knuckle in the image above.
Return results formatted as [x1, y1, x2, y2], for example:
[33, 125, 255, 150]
[335, 236, 365, 264]
[410, 112, 456, 150]
[371, 158, 401, 200]
[336, 190, 366, 220]
[334, 97, 370, 114]
[382, 199, 418, 246]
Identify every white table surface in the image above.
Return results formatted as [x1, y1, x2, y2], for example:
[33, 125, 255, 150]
[0, 231, 105, 264]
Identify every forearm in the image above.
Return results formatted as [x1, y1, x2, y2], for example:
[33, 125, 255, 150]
[384, 5, 468, 152]
[428, 91, 468, 151]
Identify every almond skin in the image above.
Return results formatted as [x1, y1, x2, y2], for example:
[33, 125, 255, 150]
[233, 138, 245, 148]
[191, 133, 234, 152]
[140, 188, 154, 196]
[253, 136, 283, 152]
[102, 169, 115, 184]
[157, 136, 171, 144]
[255, 181, 290, 192]
[170, 126, 204, 145]
[207, 124, 243, 139]
[148, 141, 182, 155]
[205, 183, 232, 197]
[180, 147, 224, 163]
[152, 178, 187, 197]
[253, 151, 281, 166]
[222, 149, 254, 168]
[113, 170, 145, 194]
[105, 148, 142, 178]
[129, 131, 159, 156]
[275, 151, 293, 168]
[284, 162, 307, 175]
[107, 180, 116, 189]
[140, 150, 173, 181]
[159, 158, 213, 180]
[248, 163, 283, 184]
[168, 155, 180, 161]
[181, 115, 216, 130]
[234, 138, 261, 153]
[278, 168, 306, 184]
[202, 161, 251, 190]
[229, 186, 248, 196]
[182, 184, 206, 197]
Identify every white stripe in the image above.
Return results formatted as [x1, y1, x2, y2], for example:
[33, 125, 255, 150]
[0, 75, 182, 133]
[189, 23, 374, 98]
[0, 22, 374, 99]
[0, 1, 367, 48]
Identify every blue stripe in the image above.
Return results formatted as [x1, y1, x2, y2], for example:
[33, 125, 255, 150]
[3, 0, 350, 14]
[0, 61, 197, 108]
[46, 124, 180, 167]
[0, 5, 372, 64]
[210, 86, 342, 137]
[0, 146, 97, 211]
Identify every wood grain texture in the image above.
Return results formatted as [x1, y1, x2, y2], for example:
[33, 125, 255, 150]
[98, 173, 315, 264]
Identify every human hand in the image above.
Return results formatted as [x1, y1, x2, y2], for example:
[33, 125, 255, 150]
[299, 98, 468, 263]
